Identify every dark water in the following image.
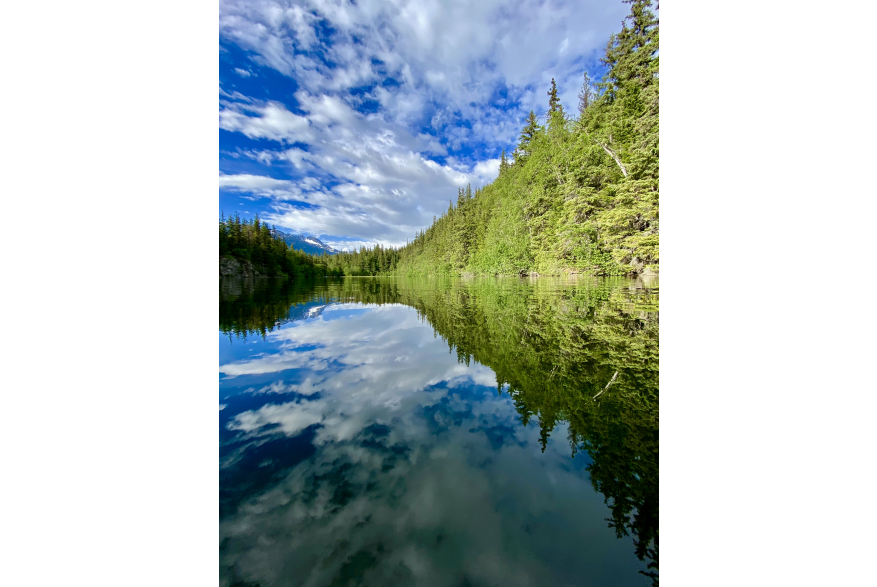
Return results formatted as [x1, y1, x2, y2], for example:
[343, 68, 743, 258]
[219, 276, 658, 587]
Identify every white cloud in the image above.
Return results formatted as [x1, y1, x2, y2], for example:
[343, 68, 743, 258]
[219, 100, 313, 143]
[219, 0, 626, 119]
[321, 239, 380, 252]
[234, 67, 252, 77]
[218, 0, 630, 244]
[472, 158, 501, 184]
[219, 173, 295, 191]
[217, 94, 501, 245]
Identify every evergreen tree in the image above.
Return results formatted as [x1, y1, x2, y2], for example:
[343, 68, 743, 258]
[547, 78, 560, 114]
[514, 111, 541, 164]
[547, 77, 566, 131]
[499, 149, 509, 175]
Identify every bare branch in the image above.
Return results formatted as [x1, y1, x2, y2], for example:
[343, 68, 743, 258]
[593, 371, 619, 400]
[596, 141, 628, 178]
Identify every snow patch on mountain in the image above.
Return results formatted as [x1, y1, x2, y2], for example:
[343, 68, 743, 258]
[274, 230, 340, 256]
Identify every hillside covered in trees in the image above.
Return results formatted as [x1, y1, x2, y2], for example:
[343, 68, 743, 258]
[219, 0, 657, 279]
[219, 213, 330, 278]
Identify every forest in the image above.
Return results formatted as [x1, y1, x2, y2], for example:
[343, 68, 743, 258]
[218, 212, 330, 278]
[219, 0, 657, 279]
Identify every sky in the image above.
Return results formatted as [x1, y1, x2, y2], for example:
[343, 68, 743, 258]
[219, 0, 630, 251]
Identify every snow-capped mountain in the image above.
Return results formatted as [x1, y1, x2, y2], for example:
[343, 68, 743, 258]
[274, 230, 340, 256]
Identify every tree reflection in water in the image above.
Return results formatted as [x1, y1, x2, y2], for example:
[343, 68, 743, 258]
[220, 275, 658, 584]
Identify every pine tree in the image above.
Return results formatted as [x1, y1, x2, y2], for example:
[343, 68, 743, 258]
[547, 78, 560, 114]
[514, 111, 541, 164]
[499, 149, 509, 175]
[547, 78, 565, 131]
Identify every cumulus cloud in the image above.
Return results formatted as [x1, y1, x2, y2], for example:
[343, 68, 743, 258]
[218, 93, 493, 245]
[219, 100, 313, 143]
[218, 173, 295, 191]
[220, 0, 625, 121]
[218, 0, 629, 245]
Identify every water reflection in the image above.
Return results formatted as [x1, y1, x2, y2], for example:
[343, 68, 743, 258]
[220, 276, 658, 586]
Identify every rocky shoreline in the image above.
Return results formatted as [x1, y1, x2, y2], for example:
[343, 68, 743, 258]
[219, 256, 275, 279]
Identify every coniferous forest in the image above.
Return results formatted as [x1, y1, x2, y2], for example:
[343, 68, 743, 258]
[220, 0, 657, 278]
[218, 213, 330, 278]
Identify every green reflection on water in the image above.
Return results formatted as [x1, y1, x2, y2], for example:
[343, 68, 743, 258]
[220, 275, 658, 583]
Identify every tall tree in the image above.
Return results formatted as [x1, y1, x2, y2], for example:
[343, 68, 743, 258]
[547, 78, 560, 114]
[514, 111, 541, 163]
[499, 149, 509, 175]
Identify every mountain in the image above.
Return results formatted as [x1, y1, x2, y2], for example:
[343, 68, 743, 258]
[274, 230, 339, 256]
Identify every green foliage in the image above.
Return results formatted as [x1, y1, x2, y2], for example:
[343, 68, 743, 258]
[398, 0, 656, 277]
[281, 0, 658, 279]
[219, 212, 330, 279]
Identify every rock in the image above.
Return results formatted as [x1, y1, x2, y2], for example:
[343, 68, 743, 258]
[220, 256, 258, 278]
[629, 257, 645, 275]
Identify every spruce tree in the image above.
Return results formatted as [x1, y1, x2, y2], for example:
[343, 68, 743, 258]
[514, 111, 541, 164]
[547, 78, 560, 114]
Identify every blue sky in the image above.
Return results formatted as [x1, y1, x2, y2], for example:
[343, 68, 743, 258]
[219, 0, 629, 250]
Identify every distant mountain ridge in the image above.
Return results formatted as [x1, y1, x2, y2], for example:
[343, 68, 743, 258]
[274, 230, 339, 256]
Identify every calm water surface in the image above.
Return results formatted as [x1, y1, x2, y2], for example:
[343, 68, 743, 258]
[219, 276, 658, 587]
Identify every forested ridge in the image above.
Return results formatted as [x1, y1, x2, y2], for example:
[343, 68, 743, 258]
[324, 0, 657, 277]
[220, 0, 657, 278]
[219, 213, 331, 278]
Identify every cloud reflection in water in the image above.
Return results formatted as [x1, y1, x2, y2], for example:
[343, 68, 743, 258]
[219, 301, 646, 587]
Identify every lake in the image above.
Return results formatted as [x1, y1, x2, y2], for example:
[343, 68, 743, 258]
[219, 276, 658, 587]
